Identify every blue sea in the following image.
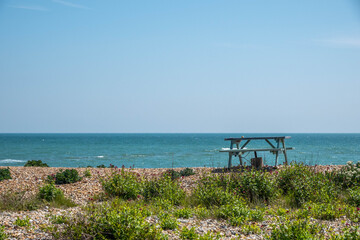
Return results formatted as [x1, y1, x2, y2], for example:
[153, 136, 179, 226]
[0, 133, 359, 168]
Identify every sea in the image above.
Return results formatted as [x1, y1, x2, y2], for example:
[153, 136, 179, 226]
[0, 133, 359, 168]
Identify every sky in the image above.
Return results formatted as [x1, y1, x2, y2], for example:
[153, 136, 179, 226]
[0, 0, 360, 133]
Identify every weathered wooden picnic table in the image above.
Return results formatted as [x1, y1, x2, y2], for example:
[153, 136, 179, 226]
[220, 136, 294, 168]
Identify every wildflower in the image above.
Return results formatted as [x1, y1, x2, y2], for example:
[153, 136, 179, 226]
[357, 207, 360, 211]
[339, 208, 342, 211]
[308, 207, 312, 210]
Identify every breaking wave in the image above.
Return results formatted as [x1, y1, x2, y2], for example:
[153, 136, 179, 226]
[0, 159, 26, 163]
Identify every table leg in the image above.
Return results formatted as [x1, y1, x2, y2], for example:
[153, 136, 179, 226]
[228, 153, 232, 168]
[275, 140, 280, 166]
[281, 139, 288, 165]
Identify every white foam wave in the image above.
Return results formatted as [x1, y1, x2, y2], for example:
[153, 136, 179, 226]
[0, 159, 26, 163]
[96, 156, 104, 158]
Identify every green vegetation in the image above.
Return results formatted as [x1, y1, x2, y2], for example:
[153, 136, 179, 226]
[180, 168, 196, 177]
[56, 199, 164, 240]
[47, 169, 82, 184]
[102, 169, 143, 199]
[164, 168, 196, 180]
[0, 225, 7, 240]
[50, 215, 69, 224]
[39, 182, 64, 201]
[0, 183, 75, 211]
[180, 227, 220, 240]
[159, 212, 178, 230]
[83, 169, 91, 177]
[14, 216, 31, 227]
[174, 208, 193, 219]
[0, 168, 11, 182]
[24, 160, 49, 167]
[269, 219, 323, 240]
[4, 162, 360, 239]
[44, 163, 360, 239]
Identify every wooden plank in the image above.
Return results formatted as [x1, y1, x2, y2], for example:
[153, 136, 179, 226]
[265, 139, 276, 148]
[225, 136, 291, 141]
[220, 147, 294, 153]
[240, 140, 251, 149]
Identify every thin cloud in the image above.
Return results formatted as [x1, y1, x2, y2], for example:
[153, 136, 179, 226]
[52, 0, 90, 9]
[9, 5, 48, 11]
[315, 37, 360, 48]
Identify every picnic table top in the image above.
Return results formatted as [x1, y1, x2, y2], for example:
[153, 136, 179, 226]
[224, 136, 291, 141]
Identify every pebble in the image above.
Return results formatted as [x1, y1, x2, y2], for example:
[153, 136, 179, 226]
[0, 165, 354, 239]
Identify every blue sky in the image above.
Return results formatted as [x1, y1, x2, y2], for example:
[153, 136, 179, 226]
[0, 0, 360, 133]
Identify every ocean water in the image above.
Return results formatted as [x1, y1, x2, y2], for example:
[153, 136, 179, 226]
[0, 133, 359, 168]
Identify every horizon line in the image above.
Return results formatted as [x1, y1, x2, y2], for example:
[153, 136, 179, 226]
[1, 132, 359, 134]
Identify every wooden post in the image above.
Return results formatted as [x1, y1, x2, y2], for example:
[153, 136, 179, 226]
[275, 139, 280, 166]
[239, 154, 243, 166]
[281, 139, 288, 165]
[228, 153, 233, 168]
[228, 140, 234, 168]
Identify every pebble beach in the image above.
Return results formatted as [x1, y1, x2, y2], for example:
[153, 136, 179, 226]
[0, 165, 353, 239]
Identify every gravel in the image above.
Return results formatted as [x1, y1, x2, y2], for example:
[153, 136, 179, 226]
[0, 165, 354, 239]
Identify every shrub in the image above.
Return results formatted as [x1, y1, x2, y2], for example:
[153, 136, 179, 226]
[174, 208, 193, 219]
[39, 182, 64, 202]
[24, 160, 49, 167]
[50, 215, 69, 224]
[0, 168, 11, 182]
[14, 216, 31, 227]
[0, 191, 39, 211]
[180, 168, 195, 177]
[48, 169, 82, 184]
[55, 200, 162, 240]
[0, 225, 7, 240]
[297, 202, 345, 221]
[269, 220, 323, 240]
[217, 200, 248, 220]
[164, 169, 181, 180]
[102, 169, 142, 200]
[192, 174, 238, 207]
[179, 227, 220, 240]
[229, 170, 277, 203]
[331, 162, 360, 189]
[194, 206, 211, 219]
[335, 226, 360, 240]
[277, 163, 338, 207]
[97, 164, 107, 168]
[159, 212, 178, 230]
[241, 223, 261, 235]
[180, 227, 198, 240]
[347, 187, 360, 207]
[83, 169, 91, 178]
[143, 175, 185, 205]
